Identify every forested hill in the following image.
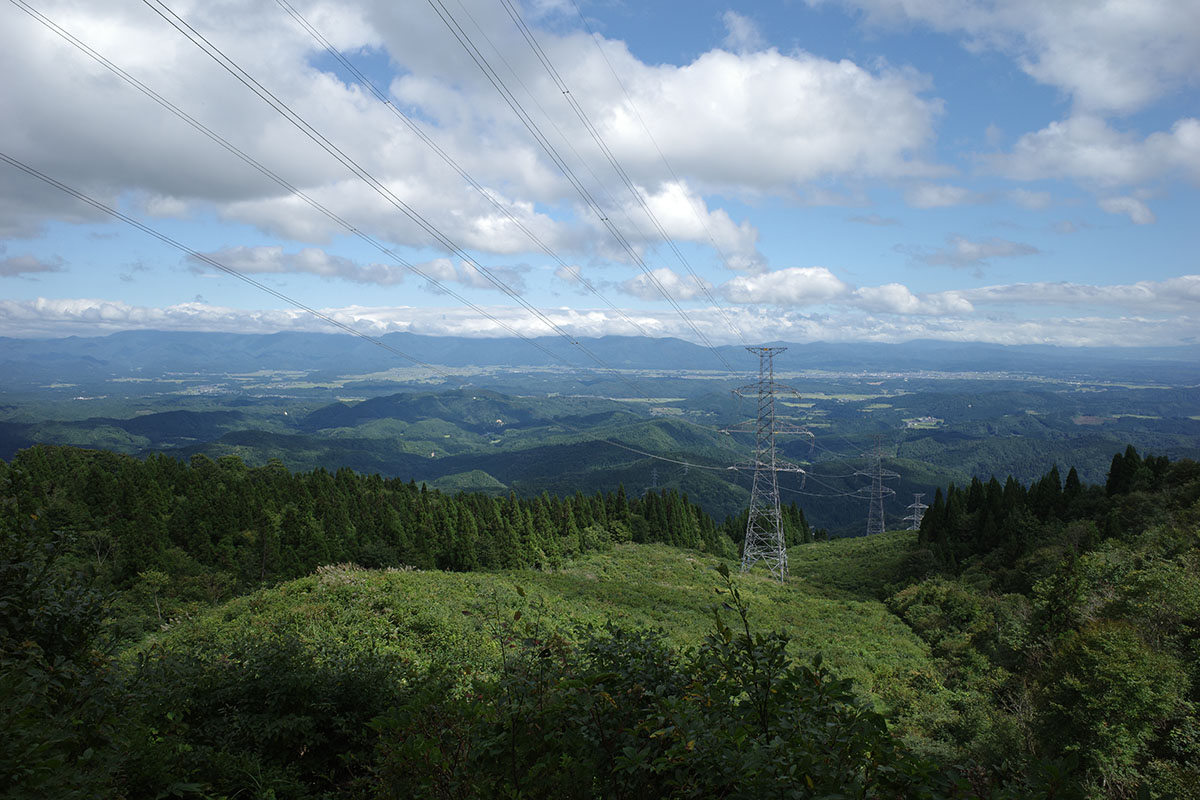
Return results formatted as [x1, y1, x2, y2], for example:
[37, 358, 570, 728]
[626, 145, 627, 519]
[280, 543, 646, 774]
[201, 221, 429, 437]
[897, 446, 1200, 797]
[3, 442, 1198, 798]
[4, 330, 1199, 383]
[0, 444, 808, 611]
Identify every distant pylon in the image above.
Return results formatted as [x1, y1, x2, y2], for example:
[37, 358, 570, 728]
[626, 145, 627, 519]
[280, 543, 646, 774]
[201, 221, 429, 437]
[904, 493, 928, 530]
[854, 434, 899, 535]
[726, 347, 810, 582]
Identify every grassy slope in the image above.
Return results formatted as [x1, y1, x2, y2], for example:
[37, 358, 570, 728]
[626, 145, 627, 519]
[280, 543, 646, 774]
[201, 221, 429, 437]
[144, 532, 946, 744]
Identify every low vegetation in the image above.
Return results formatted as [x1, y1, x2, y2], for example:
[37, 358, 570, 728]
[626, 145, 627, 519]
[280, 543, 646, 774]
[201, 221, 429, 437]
[2, 443, 1197, 798]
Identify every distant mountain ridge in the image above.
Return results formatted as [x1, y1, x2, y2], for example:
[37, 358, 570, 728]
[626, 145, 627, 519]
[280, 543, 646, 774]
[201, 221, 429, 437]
[2, 330, 1198, 384]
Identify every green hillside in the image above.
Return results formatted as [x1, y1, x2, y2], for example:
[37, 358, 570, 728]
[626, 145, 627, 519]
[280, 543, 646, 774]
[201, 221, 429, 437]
[143, 536, 943, 722]
[5, 443, 1199, 799]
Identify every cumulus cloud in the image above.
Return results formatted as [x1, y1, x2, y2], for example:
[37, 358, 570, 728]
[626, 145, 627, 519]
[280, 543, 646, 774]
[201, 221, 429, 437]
[188, 245, 408, 285]
[185, 245, 531, 292]
[721, 11, 766, 52]
[620, 181, 764, 271]
[0, 0, 942, 267]
[721, 266, 850, 305]
[619, 267, 712, 301]
[989, 115, 1200, 188]
[851, 283, 973, 315]
[1098, 195, 1156, 225]
[822, 0, 1200, 114]
[901, 235, 1039, 269]
[416, 257, 529, 294]
[1008, 188, 1052, 210]
[960, 275, 1200, 311]
[715, 267, 976, 315]
[4, 294, 1196, 347]
[817, 0, 1200, 214]
[0, 251, 64, 277]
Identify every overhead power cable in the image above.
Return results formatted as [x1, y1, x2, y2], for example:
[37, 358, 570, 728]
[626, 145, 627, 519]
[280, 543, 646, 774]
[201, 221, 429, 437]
[0, 151, 448, 376]
[1, 146, 750, 477]
[443, 0, 668, 278]
[498, 0, 748, 347]
[423, 0, 740, 374]
[6, 0, 572, 365]
[272, 0, 653, 340]
[6, 2, 797, 485]
[568, 0, 759, 301]
[138, 0, 657, 400]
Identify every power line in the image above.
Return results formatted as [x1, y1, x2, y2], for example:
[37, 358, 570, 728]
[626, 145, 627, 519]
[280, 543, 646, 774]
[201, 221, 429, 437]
[852, 434, 899, 535]
[11, 0, 689, 408]
[423, 0, 739, 374]
[496, 0, 749, 347]
[567, 0, 757, 285]
[138, 0, 656, 400]
[0, 150, 448, 376]
[271, 0, 654, 341]
[0, 146, 751, 482]
[726, 346, 809, 582]
[5, 6, 787, 489]
[7, 0, 574, 367]
[904, 493, 929, 531]
[7, 3, 838, 505]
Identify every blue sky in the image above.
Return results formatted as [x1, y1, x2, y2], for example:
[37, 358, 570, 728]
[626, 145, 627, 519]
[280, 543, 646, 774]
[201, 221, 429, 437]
[0, 0, 1197, 346]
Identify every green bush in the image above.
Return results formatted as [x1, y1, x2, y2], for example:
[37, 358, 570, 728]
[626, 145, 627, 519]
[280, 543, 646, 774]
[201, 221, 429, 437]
[371, 567, 948, 799]
[0, 514, 122, 799]
[1037, 621, 1188, 794]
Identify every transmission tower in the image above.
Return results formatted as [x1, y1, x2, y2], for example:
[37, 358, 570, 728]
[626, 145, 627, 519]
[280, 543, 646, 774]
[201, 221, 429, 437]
[726, 347, 810, 582]
[904, 493, 929, 530]
[854, 435, 899, 535]
[645, 466, 659, 495]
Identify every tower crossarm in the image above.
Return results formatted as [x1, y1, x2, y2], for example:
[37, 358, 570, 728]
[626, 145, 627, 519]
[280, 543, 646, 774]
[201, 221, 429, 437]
[730, 459, 807, 473]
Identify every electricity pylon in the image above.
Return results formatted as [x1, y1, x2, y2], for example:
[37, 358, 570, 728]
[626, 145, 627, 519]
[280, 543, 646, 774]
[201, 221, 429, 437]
[904, 493, 928, 530]
[854, 434, 899, 535]
[726, 346, 810, 582]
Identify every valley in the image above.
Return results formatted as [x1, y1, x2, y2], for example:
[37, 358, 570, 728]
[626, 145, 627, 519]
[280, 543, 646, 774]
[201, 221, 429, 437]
[2, 331, 1197, 535]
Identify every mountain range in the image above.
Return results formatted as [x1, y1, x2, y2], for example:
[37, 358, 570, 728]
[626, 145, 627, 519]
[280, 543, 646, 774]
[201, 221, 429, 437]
[3, 330, 1198, 386]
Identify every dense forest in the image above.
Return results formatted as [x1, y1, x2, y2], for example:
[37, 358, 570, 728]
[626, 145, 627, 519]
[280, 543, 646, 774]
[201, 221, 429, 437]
[904, 445, 1200, 797]
[2, 443, 1197, 798]
[0, 445, 810, 635]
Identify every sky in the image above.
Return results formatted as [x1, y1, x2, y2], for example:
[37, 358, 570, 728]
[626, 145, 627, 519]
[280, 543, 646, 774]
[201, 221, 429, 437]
[0, 0, 1198, 348]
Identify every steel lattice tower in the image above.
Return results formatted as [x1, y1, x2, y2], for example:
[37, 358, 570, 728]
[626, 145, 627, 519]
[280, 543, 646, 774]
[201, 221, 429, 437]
[855, 435, 899, 535]
[728, 347, 808, 582]
[904, 493, 929, 530]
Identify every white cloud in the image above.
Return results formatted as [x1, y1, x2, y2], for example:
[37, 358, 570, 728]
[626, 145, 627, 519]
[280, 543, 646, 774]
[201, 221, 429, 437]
[620, 180, 764, 271]
[188, 245, 407, 285]
[901, 235, 1040, 269]
[589, 47, 942, 192]
[823, 0, 1200, 114]
[721, 266, 850, 305]
[0, 250, 64, 277]
[1098, 195, 1156, 225]
[553, 264, 584, 285]
[721, 11, 766, 52]
[989, 115, 1200, 188]
[961, 275, 1200, 310]
[905, 183, 977, 208]
[0, 0, 943, 268]
[186, 245, 532, 292]
[619, 267, 712, 301]
[1008, 188, 1052, 210]
[851, 283, 973, 315]
[4, 294, 1196, 347]
[416, 257, 529, 293]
